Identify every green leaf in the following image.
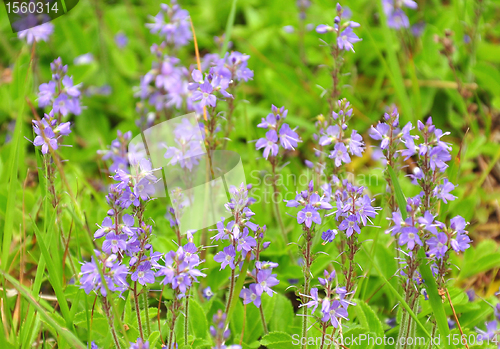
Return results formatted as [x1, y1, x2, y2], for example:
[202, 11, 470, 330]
[269, 294, 295, 334]
[259, 331, 293, 349]
[189, 299, 208, 339]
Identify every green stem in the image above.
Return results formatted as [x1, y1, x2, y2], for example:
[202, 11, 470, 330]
[102, 298, 123, 349]
[185, 291, 190, 345]
[142, 289, 151, 338]
[259, 305, 268, 334]
[224, 253, 251, 329]
[134, 282, 144, 340]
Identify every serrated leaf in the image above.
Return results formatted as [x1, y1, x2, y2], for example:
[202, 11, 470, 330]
[260, 331, 293, 349]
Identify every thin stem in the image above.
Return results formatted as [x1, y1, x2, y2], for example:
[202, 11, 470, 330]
[143, 290, 151, 338]
[319, 323, 327, 349]
[102, 298, 122, 349]
[446, 288, 470, 349]
[259, 305, 268, 334]
[225, 268, 236, 314]
[134, 282, 144, 340]
[158, 286, 165, 345]
[184, 291, 190, 345]
[301, 228, 313, 349]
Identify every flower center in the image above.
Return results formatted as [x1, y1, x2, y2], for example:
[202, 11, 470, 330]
[203, 92, 209, 98]
[112, 240, 118, 245]
[250, 294, 257, 301]
[138, 185, 144, 192]
[225, 255, 232, 261]
[408, 233, 415, 239]
[306, 212, 312, 218]
[138, 271, 144, 278]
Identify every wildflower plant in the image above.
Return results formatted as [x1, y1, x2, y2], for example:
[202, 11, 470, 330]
[5, 1, 500, 349]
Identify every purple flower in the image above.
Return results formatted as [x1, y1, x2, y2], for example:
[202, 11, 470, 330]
[387, 8, 409, 29]
[18, 22, 54, 44]
[255, 130, 279, 159]
[255, 269, 279, 297]
[129, 338, 149, 349]
[399, 227, 423, 250]
[319, 125, 340, 146]
[131, 262, 156, 286]
[451, 233, 471, 253]
[349, 130, 364, 156]
[338, 215, 360, 237]
[37, 81, 56, 107]
[429, 146, 451, 172]
[316, 24, 333, 34]
[94, 216, 114, 239]
[337, 27, 361, 52]
[279, 124, 301, 150]
[236, 228, 257, 253]
[418, 211, 438, 235]
[202, 286, 214, 300]
[214, 245, 236, 270]
[477, 321, 497, 341]
[301, 288, 319, 313]
[322, 229, 337, 243]
[297, 205, 321, 228]
[427, 233, 448, 259]
[369, 122, 390, 149]
[192, 81, 217, 107]
[329, 143, 351, 167]
[115, 33, 128, 48]
[321, 300, 349, 328]
[134, 178, 155, 200]
[102, 233, 127, 254]
[33, 125, 57, 155]
[146, 3, 192, 47]
[433, 179, 457, 203]
[240, 284, 261, 307]
[257, 114, 277, 129]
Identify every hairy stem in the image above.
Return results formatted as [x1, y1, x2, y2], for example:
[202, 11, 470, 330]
[134, 282, 144, 340]
[142, 289, 151, 338]
[102, 298, 122, 349]
[225, 268, 236, 314]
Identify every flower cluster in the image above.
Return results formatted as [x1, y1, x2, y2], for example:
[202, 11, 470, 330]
[37, 57, 82, 116]
[188, 68, 233, 110]
[324, 179, 377, 240]
[382, 0, 418, 30]
[213, 51, 254, 83]
[240, 260, 280, 307]
[80, 158, 159, 295]
[146, 0, 192, 47]
[388, 195, 471, 286]
[98, 130, 132, 174]
[316, 3, 361, 52]
[312, 98, 365, 175]
[17, 20, 54, 44]
[31, 110, 72, 155]
[155, 242, 206, 298]
[285, 180, 333, 228]
[80, 251, 129, 297]
[210, 310, 241, 349]
[301, 270, 354, 328]
[255, 105, 302, 159]
[212, 184, 259, 269]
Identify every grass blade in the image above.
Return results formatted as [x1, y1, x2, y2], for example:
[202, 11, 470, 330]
[30, 217, 74, 331]
[220, 0, 238, 56]
[0, 269, 86, 349]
